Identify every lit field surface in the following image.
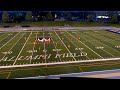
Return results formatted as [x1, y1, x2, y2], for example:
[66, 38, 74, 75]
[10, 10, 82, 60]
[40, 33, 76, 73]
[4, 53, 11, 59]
[0, 30, 120, 79]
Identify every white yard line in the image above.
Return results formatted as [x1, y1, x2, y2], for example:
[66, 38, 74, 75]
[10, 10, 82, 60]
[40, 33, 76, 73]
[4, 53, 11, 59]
[100, 31, 120, 40]
[12, 32, 32, 65]
[0, 33, 25, 61]
[63, 32, 90, 59]
[43, 31, 47, 64]
[30, 32, 38, 64]
[65, 30, 104, 59]
[81, 32, 116, 57]
[49, 31, 62, 62]
[6, 72, 11, 79]
[0, 32, 20, 50]
[91, 31, 120, 47]
[95, 32, 118, 42]
[0, 34, 9, 43]
[0, 58, 120, 69]
[54, 31, 77, 61]
[92, 32, 120, 53]
[0, 32, 8, 38]
[89, 32, 120, 56]
[79, 66, 83, 72]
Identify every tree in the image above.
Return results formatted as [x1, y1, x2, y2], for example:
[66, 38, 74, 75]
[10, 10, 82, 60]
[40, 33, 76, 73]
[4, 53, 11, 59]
[66, 13, 72, 21]
[46, 12, 52, 21]
[42, 16, 47, 21]
[110, 14, 118, 24]
[2, 12, 9, 23]
[25, 12, 33, 22]
[14, 16, 24, 23]
[87, 15, 94, 22]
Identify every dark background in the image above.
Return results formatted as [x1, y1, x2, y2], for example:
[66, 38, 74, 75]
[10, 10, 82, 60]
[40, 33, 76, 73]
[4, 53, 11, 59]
[0, 0, 119, 11]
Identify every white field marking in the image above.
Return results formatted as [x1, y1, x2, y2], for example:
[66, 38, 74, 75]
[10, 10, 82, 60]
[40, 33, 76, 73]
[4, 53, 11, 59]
[6, 72, 11, 79]
[1, 58, 120, 69]
[97, 31, 120, 41]
[0, 32, 8, 38]
[65, 30, 104, 59]
[81, 33, 115, 57]
[0, 32, 20, 50]
[96, 47, 104, 49]
[43, 31, 47, 64]
[79, 66, 83, 72]
[54, 31, 77, 61]
[91, 31, 120, 45]
[90, 32, 120, 48]
[49, 31, 62, 62]
[85, 32, 120, 56]
[0, 33, 25, 60]
[13, 32, 32, 65]
[63, 32, 90, 59]
[115, 46, 120, 48]
[0, 34, 10, 43]
[30, 32, 38, 64]
[1, 51, 12, 55]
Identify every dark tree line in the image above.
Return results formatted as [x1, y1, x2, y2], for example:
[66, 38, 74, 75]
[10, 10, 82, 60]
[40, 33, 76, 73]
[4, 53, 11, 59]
[2, 11, 53, 23]
[1, 11, 120, 24]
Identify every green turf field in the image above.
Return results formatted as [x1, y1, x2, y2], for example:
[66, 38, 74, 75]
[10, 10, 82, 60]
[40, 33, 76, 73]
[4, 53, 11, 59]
[0, 29, 120, 79]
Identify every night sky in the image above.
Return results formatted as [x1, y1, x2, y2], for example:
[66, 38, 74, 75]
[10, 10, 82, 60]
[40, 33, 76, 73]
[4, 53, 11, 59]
[0, 0, 119, 11]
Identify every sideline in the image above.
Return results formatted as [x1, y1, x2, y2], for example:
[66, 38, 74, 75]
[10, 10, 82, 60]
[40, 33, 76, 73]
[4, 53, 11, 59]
[0, 58, 120, 69]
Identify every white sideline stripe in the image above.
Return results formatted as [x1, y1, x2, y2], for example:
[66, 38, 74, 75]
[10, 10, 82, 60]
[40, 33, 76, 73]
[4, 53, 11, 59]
[54, 31, 77, 61]
[0, 58, 120, 69]
[81, 32, 115, 57]
[1, 33, 25, 60]
[65, 30, 104, 59]
[49, 31, 62, 62]
[30, 32, 38, 64]
[13, 32, 32, 65]
[63, 32, 90, 59]
[0, 32, 20, 50]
